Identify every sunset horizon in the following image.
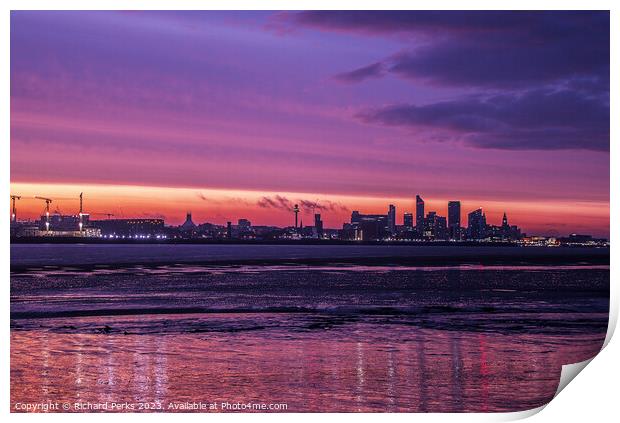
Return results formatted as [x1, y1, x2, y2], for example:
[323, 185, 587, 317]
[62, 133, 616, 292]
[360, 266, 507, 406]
[9, 181, 610, 238]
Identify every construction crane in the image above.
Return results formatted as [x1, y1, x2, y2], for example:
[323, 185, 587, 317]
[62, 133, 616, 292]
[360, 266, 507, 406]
[79, 192, 84, 231]
[35, 196, 53, 231]
[10, 195, 21, 223]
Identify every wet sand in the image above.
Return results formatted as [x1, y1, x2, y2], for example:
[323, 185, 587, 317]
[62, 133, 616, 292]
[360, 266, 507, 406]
[11, 245, 609, 412]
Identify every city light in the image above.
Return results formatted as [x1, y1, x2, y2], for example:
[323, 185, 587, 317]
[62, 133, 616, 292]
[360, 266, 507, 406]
[8, 192, 608, 247]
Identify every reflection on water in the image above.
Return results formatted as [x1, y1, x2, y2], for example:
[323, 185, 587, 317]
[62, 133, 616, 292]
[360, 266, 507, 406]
[10, 259, 609, 413]
[11, 315, 605, 412]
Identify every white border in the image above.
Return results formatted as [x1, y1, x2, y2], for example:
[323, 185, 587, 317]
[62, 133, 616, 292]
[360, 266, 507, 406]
[2, 1, 617, 422]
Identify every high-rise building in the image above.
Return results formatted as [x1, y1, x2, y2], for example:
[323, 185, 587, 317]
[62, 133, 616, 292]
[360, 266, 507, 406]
[387, 204, 396, 235]
[415, 195, 424, 232]
[403, 212, 413, 229]
[424, 211, 448, 240]
[467, 208, 487, 239]
[448, 201, 461, 239]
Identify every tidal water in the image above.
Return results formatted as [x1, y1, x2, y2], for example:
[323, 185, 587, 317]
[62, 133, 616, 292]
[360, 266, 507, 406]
[10, 244, 609, 412]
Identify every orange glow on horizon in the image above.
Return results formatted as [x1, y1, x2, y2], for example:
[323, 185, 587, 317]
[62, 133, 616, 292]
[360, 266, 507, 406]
[9, 182, 610, 237]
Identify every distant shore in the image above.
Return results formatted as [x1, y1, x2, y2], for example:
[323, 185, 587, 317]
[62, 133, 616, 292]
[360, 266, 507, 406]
[10, 243, 609, 272]
[9, 236, 607, 247]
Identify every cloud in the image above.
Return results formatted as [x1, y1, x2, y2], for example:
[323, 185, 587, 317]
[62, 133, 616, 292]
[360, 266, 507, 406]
[286, 11, 610, 152]
[291, 11, 608, 41]
[298, 199, 349, 213]
[257, 195, 294, 211]
[356, 89, 609, 151]
[257, 196, 349, 213]
[292, 11, 609, 90]
[333, 62, 385, 83]
[387, 39, 608, 90]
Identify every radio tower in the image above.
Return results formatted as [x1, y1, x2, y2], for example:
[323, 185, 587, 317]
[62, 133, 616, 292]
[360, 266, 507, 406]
[293, 204, 300, 228]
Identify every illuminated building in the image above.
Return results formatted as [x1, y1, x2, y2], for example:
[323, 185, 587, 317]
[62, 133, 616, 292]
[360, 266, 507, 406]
[91, 218, 164, 237]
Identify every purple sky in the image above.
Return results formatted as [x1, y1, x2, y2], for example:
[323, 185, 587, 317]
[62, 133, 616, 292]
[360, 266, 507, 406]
[10, 11, 610, 236]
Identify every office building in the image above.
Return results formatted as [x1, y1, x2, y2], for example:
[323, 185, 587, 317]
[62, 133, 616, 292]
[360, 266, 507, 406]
[424, 211, 448, 240]
[448, 201, 461, 239]
[387, 204, 396, 235]
[415, 195, 425, 233]
[467, 208, 487, 239]
[403, 212, 413, 229]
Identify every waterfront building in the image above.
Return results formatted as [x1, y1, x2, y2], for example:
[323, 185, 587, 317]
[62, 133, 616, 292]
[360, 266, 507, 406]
[349, 211, 389, 241]
[388, 204, 396, 235]
[467, 208, 487, 239]
[91, 218, 165, 237]
[424, 211, 448, 240]
[415, 195, 425, 233]
[448, 201, 461, 239]
[403, 212, 413, 229]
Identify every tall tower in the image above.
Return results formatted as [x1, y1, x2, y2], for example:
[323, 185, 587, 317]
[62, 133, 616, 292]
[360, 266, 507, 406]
[501, 212, 510, 239]
[388, 204, 396, 234]
[293, 204, 300, 228]
[415, 195, 425, 233]
[502, 212, 509, 228]
[448, 201, 461, 239]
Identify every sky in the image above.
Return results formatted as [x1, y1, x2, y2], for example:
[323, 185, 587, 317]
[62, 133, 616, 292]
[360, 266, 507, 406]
[10, 11, 610, 237]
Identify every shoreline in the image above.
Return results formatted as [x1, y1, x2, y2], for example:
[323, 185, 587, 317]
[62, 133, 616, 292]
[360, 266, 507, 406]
[9, 236, 609, 247]
[11, 248, 610, 273]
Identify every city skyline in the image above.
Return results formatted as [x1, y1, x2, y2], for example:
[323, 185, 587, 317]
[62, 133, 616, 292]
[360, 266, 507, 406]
[9, 183, 609, 238]
[10, 11, 610, 237]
